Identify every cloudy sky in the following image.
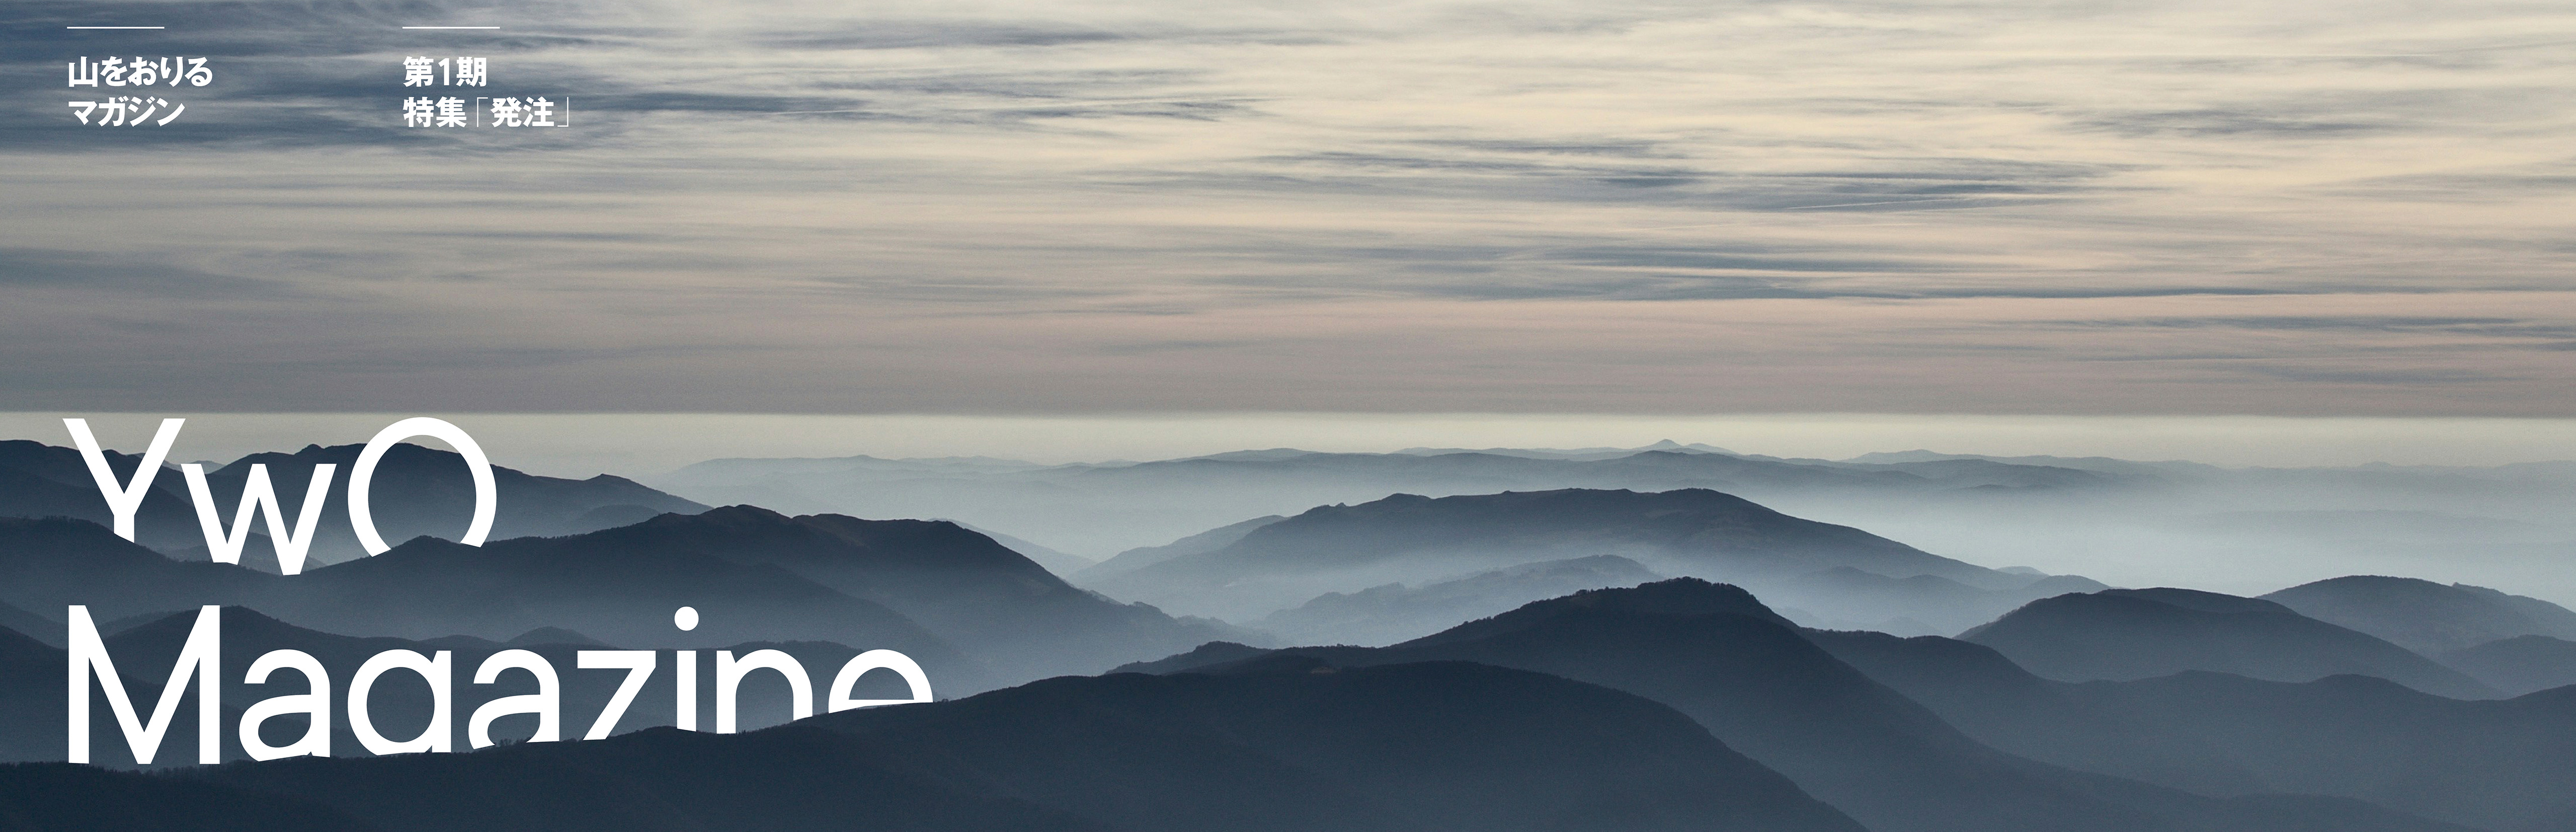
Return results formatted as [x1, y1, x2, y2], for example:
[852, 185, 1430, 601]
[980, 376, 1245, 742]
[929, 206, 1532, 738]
[7, 0, 2573, 422]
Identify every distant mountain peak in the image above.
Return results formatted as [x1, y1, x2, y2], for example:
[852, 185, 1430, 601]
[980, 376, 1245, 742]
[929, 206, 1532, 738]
[1093, 486, 1996, 620]
[685, 504, 796, 523]
[2262, 575, 2576, 655]
[1511, 577, 1790, 621]
[1402, 578, 1797, 648]
[1964, 587, 2499, 699]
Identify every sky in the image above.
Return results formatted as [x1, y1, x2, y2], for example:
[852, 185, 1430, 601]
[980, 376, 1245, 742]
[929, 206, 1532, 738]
[5, 0, 2573, 420]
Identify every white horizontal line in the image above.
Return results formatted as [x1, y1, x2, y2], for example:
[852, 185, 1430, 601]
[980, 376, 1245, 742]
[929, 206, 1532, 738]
[66, 26, 164, 29]
[403, 26, 500, 29]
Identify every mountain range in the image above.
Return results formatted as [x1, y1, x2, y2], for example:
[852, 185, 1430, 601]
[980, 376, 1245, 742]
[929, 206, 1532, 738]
[2261, 575, 2576, 654]
[1808, 625, 2576, 831]
[2439, 636, 2576, 696]
[1960, 587, 2498, 699]
[654, 443, 2576, 614]
[533, 506, 1247, 679]
[9, 432, 2576, 830]
[1254, 555, 1665, 646]
[1124, 579, 2481, 832]
[1083, 487, 2031, 624]
[1, 608, 914, 767]
[0, 600, 57, 647]
[0, 505, 1243, 692]
[1076, 514, 1287, 582]
[10, 659, 1870, 832]
[5, 558, 2562, 829]
[659, 444, 2144, 558]
[0, 440, 708, 570]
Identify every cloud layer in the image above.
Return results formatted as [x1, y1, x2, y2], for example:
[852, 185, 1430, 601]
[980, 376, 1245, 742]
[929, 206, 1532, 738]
[4, 0, 2571, 414]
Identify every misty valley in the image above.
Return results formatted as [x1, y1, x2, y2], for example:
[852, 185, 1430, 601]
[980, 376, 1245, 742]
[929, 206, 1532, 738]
[5, 435, 2576, 831]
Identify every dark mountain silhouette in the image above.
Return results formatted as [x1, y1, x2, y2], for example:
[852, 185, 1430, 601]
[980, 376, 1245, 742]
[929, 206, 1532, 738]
[1133, 579, 2470, 832]
[545, 506, 1248, 680]
[1257, 555, 1663, 646]
[122, 660, 1875, 832]
[1356, 583, 2169, 832]
[0, 626, 60, 763]
[2261, 575, 2576, 654]
[1, 608, 926, 767]
[0, 763, 371, 831]
[265, 534, 984, 689]
[2439, 634, 2576, 696]
[0, 504, 1239, 689]
[0, 439, 203, 549]
[1075, 514, 1287, 581]
[1110, 640, 1274, 675]
[1807, 627, 2576, 830]
[946, 521, 1097, 575]
[0, 439, 708, 569]
[1802, 628, 2264, 795]
[0, 516, 990, 694]
[175, 442, 710, 571]
[2071, 680, 2576, 832]
[0, 517, 278, 623]
[0, 600, 56, 648]
[1094, 488, 2009, 618]
[2064, 673, 2576, 831]
[1961, 588, 2498, 699]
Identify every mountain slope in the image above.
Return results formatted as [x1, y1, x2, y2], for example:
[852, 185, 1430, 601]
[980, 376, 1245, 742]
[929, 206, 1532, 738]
[2066, 673, 2576, 831]
[1809, 626, 2576, 830]
[1137, 579, 2467, 832]
[2439, 635, 2576, 696]
[550, 506, 1245, 681]
[2261, 575, 2576, 655]
[1257, 555, 1663, 646]
[1802, 628, 2263, 795]
[1360, 586, 2163, 832]
[947, 522, 1097, 576]
[1, 503, 1251, 691]
[0, 516, 278, 623]
[0, 515, 990, 694]
[1962, 589, 2497, 699]
[0, 439, 708, 569]
[0, 626, 61, 763]
[3, 607, 932, 766]
[1097, 488, 2005, 618]
[1074, 514, 1286, 582]
[165, 661, 1865, 832]
[0, 600, 57, 648]
[0, 439, 203, 549]
[0, 763, 371, 832]
[273, 533, 984, 689]
[182, 442, 709, 570]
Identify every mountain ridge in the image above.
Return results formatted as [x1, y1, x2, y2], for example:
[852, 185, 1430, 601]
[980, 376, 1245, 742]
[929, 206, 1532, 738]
[1126, 578, 2474, 832]
[1093, 487, 2007, 619]
[1961, 588, 2497, 699]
